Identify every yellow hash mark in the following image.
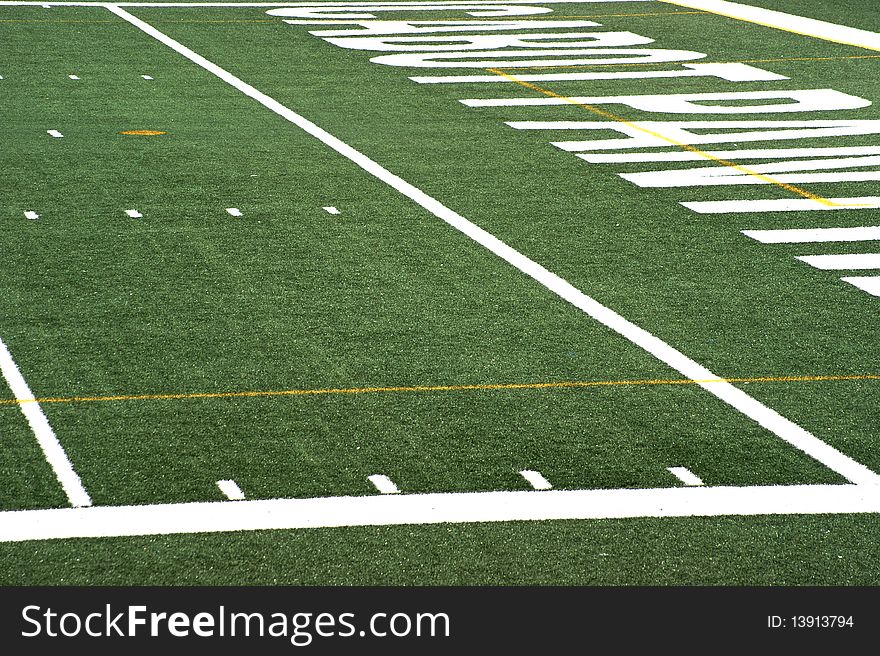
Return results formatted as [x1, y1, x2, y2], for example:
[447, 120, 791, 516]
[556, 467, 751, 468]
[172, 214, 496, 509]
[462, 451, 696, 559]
[486, 68, 844, 207]
[1, 374, 877, 407]
[119, 130, 167, 136]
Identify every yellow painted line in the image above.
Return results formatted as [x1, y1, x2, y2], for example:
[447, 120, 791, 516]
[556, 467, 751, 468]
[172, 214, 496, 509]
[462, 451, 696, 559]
[658, 0, 880, 53]
[486, 68, 848, 206]
[119, 130, 167, 136]
[0, 374, 877, 407]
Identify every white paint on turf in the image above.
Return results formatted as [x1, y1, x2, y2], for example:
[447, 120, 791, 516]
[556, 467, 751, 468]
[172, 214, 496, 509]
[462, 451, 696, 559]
[125, 209, 143, 218]
[24, 211, 40, 220]
[685, 197, 880, 214]
[658, 0, 880, 52]
[744, 226, 880, 244]
[368, 474, 400, 494]
[520, 469, 552, 490]
[841, 277, 880, 297]
[141, 74, 153, 80]
[0, 484, 878, 543]
[68, 74, 80, 80]
[0, 337, 92, 507]
[798, 253, 880, 270]
[105, 4, 880, 488]
[667, 467, 704, 486]
[217, 479, 246, 500]
[226, 207, 242, 216]
[47, 130, 63, 138]
[323, 206, 341, 214]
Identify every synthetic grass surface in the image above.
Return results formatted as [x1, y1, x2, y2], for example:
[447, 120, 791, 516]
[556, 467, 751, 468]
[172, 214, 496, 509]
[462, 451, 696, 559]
[0, 0, 878, 583]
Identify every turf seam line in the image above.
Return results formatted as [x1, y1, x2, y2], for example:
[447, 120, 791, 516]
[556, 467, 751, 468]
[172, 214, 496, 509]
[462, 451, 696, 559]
[104, 4, 880, 487]
[0, 337, 92, 508]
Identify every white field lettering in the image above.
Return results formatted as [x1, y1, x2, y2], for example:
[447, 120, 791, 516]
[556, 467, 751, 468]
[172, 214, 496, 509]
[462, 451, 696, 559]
[276, 4, 880, 213]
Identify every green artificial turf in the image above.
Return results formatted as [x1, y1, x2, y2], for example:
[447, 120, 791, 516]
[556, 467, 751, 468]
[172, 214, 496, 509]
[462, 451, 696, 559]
[0, 0, 878, 584]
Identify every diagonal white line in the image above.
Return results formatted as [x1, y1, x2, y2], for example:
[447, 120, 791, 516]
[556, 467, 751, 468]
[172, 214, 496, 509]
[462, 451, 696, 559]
[1, 484, 879, 543]
[0, 338, 92, 507]
[104, 3, 880, 487]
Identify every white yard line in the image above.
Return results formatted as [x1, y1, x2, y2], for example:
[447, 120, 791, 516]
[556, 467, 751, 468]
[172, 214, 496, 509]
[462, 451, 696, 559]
[104, 4, 880, 488]
[667, 466, 704, 486]
[658, 0, 880, 52]
[217, 479, 246, 500]
[744, 226, 880, 244]
[1, 484, 878, 543]
[0, 338, 92, 508]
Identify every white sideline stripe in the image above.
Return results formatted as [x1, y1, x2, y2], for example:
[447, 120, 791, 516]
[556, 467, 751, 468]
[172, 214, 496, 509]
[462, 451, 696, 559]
[667, 466, 704, 487]
[226, 207, 242, 217]
[125, 209, 143, 218]
[105, 5, 880, 488]
[744, 226, 880, 244]
[659, 0, 880, 52]
[684, 197, 880, 214]
[841, 276, 880, 298]
[323, 206, 341, 214]
[1, 484, 879, 543]
[24, 211, 40, 220]
[798, 253, 880, 271]
[216, 479, 245, 500]
[47, 129, 63, 138]
[68, 74, 80, 80]
[0, 338, 91, 508]
[368, 474, 400, 495]
[520, 469, 552, 490]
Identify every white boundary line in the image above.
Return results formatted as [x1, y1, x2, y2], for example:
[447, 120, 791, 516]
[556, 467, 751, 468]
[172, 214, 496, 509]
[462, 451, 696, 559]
[658, 0, 880, 52]
[2, 484, 879, 543]
[0, 338, 92, 507]
[104, 3, 880, 488]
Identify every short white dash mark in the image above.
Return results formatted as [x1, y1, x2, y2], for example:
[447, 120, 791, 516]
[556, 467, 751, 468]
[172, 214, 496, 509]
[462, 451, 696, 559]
[0, 75, 5, 80]
[323, 206, 341, 215]
[141, 75, 153, 80]
[519, 469, 552, 491]
[24, 211, 40, 221]
[47, 130, 63, 138]
[368, 474, 400, 495]
[668, 467, 705, 487]
[226, 207, 242, 217]
[68, 75, 80, 80]
[125, 209, 143, 218]
[217, 479, 245, 501]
